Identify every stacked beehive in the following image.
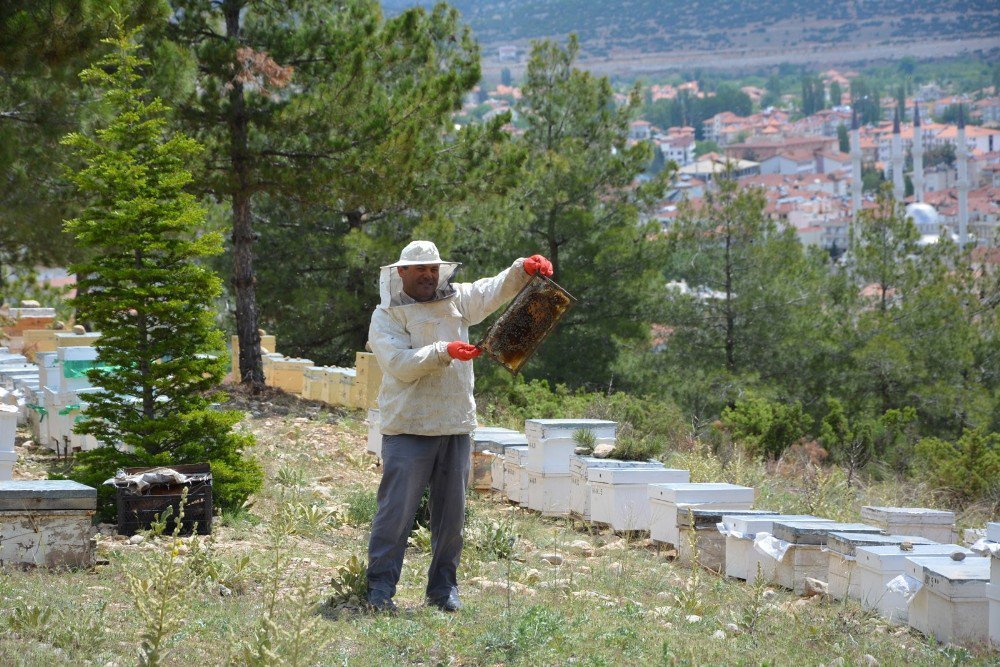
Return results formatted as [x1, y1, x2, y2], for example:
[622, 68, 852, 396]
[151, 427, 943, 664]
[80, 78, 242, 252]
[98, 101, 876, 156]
[522, 419, 616, 516]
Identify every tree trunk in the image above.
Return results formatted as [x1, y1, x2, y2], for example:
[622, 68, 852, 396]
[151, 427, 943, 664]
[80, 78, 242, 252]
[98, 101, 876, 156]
[226, 1, 264, 390]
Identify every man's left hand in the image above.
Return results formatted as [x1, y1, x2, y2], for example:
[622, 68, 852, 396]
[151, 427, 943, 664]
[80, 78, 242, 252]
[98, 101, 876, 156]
[524, 254, 553, 277]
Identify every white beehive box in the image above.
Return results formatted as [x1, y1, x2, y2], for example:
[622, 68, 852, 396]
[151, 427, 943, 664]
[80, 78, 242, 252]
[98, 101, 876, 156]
[57, 345, 98, 392]
[525, 471, 571, 516]
[485, 433, 529, 493]
[989, 522, 1000, 584]
[42, 387, 99, 454]
[763, 522, 881, 595]
[524, 419, 617, 474]
[825, 532, 936, 601]
[524, 418, 617, 443]
[722, 515, 828, 580]
[0, 404, 16, 454]
[674, 509, 776, 572]
[648, 482, 755, 549]
[904, 555, 991, 644]
[502, 446, 529, 505]
[0, 451, 15, 481]
[36, 352, 60, 392]
[987, 581, 1000, 648]
[0, 388, 26, 427]
[589, 467, 689, 531]
[854, 543, 973, 623]
[861, 506, 956, 544]
[0, 480, 96, 568]
[365, 408, 381, 458]
[491, 453, 505, 493]
[568, 457, 663, 521]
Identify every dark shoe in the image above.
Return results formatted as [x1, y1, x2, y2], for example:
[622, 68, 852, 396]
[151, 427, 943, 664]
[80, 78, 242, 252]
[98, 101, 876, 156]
[367, 589, 397, 613]
[427, 590, 462, 612]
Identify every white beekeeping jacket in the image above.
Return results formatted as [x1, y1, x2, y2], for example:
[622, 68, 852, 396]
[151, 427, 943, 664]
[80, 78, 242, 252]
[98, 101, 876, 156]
[369, 257, 529, 436]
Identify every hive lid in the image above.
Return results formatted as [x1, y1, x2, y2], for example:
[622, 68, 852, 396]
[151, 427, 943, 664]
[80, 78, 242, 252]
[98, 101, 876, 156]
[903, 556, 990, 592]
[0, 480, 97, 511]
[646, 482, 754, 503]
[589, 467, 685, 485]
[860, 506, 955, 525]
[855, 544, 971, 571]
[677, 508, 775, 528]
[825, 532, 935, 557]
[721, 515, 828, 536]
[569, 456, 662, 475]
[771, 521, 881, 545]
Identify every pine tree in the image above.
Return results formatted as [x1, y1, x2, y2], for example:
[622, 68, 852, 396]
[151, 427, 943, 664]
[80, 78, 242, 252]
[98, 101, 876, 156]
[144, 0, 490, 385]
[61, 24, 262, 515]
[659, 177, 828, 415]
[0, 1, 162, 300]
[481, 35, 671, 389]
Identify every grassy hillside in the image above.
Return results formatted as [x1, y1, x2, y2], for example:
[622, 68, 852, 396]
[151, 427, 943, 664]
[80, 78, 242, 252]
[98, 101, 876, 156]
[1, 390, 996, 664]
[385, 0, 999, 72]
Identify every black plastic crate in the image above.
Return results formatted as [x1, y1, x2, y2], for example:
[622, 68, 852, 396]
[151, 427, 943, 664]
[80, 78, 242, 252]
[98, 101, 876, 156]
[115, 463, 213, 536]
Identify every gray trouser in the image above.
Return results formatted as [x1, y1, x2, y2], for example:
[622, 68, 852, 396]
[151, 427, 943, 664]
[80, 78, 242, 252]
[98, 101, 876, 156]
[367, 433, 471, 600]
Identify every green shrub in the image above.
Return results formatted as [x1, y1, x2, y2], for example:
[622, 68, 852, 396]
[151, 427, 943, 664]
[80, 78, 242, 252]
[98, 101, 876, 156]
[914, 428, 1000, 503]
[344, 489, 379, 527]
[60, 31, 261, 519]
[720, 395, 810, 459]
[611, 433, 664, 462]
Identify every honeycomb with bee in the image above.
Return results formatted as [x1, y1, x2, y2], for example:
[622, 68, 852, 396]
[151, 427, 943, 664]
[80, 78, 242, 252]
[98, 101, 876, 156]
[478, 275, 575, 374]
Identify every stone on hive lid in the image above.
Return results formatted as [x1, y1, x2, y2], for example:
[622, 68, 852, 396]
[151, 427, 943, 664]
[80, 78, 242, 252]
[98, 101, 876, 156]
[0, 480, 97, 511]
[826, 532, 936, 558]
[987, 522, 999, 542]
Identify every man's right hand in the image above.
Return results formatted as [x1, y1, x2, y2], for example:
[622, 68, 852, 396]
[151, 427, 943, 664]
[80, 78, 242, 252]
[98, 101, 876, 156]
[447, 341, 481, 361]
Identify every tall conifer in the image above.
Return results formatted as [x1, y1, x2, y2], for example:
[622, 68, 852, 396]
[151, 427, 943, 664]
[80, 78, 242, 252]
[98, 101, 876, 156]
[62, 24, 262, 513]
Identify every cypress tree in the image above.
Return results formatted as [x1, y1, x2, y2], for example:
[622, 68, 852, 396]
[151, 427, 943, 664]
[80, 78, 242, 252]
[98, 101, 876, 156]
[61, 24, 262, 515]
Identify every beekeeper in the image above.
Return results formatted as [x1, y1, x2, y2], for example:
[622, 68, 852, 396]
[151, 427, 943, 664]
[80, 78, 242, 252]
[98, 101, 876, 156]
[365, 240, 553, 612]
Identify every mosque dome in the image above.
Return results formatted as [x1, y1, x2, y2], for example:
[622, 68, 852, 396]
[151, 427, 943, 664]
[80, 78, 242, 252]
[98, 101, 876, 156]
[905, 202, 939, 228]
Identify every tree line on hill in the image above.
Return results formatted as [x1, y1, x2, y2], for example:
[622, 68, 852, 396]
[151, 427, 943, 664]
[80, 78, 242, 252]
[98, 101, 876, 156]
[1, 2, 998, 508]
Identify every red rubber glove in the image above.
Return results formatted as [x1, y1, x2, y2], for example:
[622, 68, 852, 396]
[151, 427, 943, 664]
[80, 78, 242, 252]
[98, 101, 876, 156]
[447, 341, 481, 361]
[524, 254, 553, 277]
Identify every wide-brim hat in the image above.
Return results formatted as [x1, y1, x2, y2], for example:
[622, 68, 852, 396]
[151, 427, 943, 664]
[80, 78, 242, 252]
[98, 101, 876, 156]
[384, 240, 461, 269]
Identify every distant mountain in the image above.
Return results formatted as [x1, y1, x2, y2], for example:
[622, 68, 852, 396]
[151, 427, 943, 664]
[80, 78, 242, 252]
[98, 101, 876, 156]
[383, 1, 1000, 73]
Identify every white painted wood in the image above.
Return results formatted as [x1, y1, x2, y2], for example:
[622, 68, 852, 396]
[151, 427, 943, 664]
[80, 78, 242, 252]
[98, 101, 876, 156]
[861, 506, 957, 544]
[904, 555, 991, 644]
[648, 483, 754, 548]
[722, 515, 829, 580]
[568, 457, 664, 521]
[525, 472, 572, 516]
[854, 544, 972, 623]
[987, 582, 999, 648]
[0, 451, 15, 481]
[523, 418, 617, 443]
[0, 405, 16, 453]
[588, 468, 689, 532]
[526, 436, 615, 474]
[502, 446, 529, 504]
